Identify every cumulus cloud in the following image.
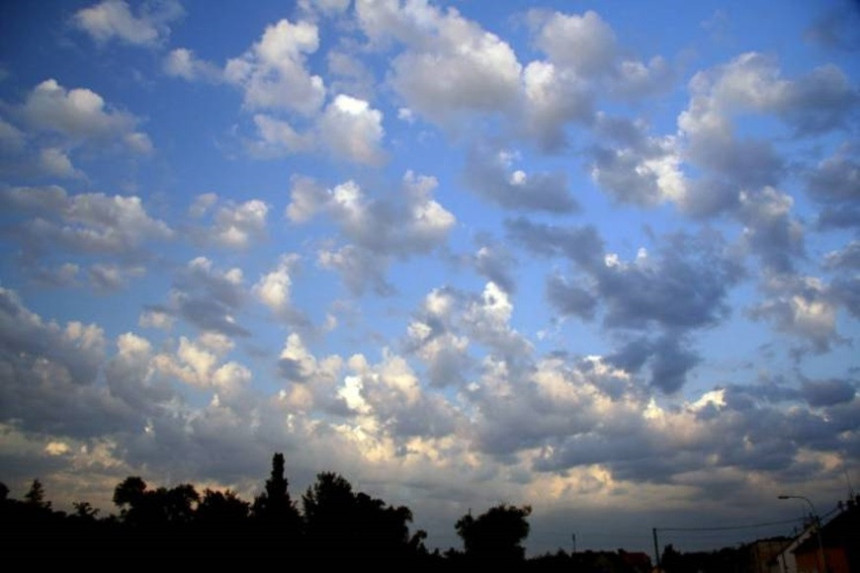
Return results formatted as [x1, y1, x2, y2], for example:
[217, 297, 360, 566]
[151, 335, 251, 397]
[247, 114, 314, 158]
[470, 238, 517, 295]
[737, 186, 805, 273]
[807, 143, 860, 229]
[407, 281, 532, 377]
[509, 220, 742, 390]
[160, 257, 249, 337]
[190, 194, 268, 249]
[676, 53, 856, 218]
[88, 263, 145, 292]
[356, 0, 521, 125]
[318, 95, 386, 165]
[163, 48, 222, 82]
[0, 185, 172, 259]
[532, 10, 617, 78]
[18, 79, 152, 153]
[749, 273, 840, 353]
[74, 0, 183, 47]
[224, 17, 325, 115]
[38, 148, 82, 179]
[289, 171, 455, 294]
[801, 378, 857, 407]
[463, 146, 578, 212]
[253, 254, 307, 325]
[519, 59, 593, 151]
[584, 114, 687, 207]
[0, 288, 138, 438]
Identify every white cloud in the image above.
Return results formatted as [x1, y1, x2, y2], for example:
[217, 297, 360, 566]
[520, 60, 593, 150]
[533, 10, 617, 78]
[192, 196, 268, 249]
[357, 0, 521, 124]
[292, 172, 455, 294]
[318, 95, 386, 165]
[253, 254, 301, 316]
[20, 79, 152, 153]
[0, 118, 26, 152]
[249, 114, 314, 157]
[38, 148, 82, 178]
[88, 263, 145, 291]
[74, 0, 183, 47]
[139, 309, 175, 330]
[749, 274, 839, 352]
[225, 18, 325, 115]
[285, 175, 328, 223]
[163, 48, 222, 82]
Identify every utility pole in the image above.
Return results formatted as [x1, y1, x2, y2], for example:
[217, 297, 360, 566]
[653, 527, 661, 570]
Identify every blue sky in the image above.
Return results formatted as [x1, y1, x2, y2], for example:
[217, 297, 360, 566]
[1, 0, 859, 555]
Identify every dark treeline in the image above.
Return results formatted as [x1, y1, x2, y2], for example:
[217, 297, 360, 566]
[1, 452, 656, 570]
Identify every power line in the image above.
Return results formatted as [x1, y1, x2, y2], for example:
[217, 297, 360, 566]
[656, 515, 804, 533]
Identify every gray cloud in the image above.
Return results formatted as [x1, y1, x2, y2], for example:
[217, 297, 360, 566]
[289, 172, 455, 295]
[545, 273, 596, 320]
[608, 334, 701, 394]
[807, 144, 860, 230]
[157, 257, 250, 337]
[0, 287, 142, 438]
[16, 79, 152, 153]
[801, 378, 857, 407]
[738, 186, 805, 273]
[505, 217, 604, 269]
[776, 64, 859, 135]
[0, 185, 172, 260]
[470, 235, 518, 295]
[510, 220, 741, 391]
[463, 146, 579, 213]
[748, 273, 840, 353]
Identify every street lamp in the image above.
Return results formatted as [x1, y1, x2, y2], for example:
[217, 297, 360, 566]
[778, 495, 826, 573]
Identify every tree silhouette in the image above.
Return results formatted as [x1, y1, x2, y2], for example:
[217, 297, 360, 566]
[252, 452, 301, 548]
[456, 503, 532, 562]
[302, 471, 417, 560]
[24, 479, 50, 509]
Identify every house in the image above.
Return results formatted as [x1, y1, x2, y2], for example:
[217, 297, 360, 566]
[773, 496, 860, 573]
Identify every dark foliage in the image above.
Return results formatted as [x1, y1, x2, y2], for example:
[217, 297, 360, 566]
[456, 503, 532, 563]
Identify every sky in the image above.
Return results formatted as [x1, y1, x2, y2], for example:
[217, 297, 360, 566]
[1, 0, 859, 556]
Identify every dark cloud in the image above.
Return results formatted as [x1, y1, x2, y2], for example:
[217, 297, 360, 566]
[807, 144, 860, 230]
[830, 276, 860, 318]
[505, 217, 603, 269]
[596, 233, 742, 330]
[777, 65, 859, 135]
[823, 240, 860, 271]
[546, 273, 597, 320]
[510, 222, 740, 391]
[801, 378, 857, 407]
[0, 288, 141, 437]
[608, 335, 701, 393]
[738, 187, 805, 273]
